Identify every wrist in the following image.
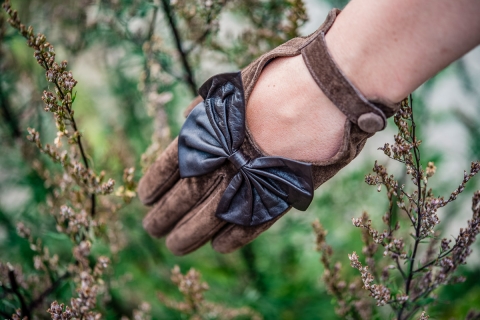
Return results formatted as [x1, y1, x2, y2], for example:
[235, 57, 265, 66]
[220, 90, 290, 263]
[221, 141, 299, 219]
[324, 5, 409, 104]
[325, 0, 480, 105]
[246, 55, 347, 163]
[325, 17, 409, 104]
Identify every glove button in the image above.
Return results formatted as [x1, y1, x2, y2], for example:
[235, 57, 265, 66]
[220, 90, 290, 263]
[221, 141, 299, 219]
[357, 112, 385, 133]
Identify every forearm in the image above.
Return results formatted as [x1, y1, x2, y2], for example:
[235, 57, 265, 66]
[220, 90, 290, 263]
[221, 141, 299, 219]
[246, 1, 480, 162]
[325, 0, 480, 104]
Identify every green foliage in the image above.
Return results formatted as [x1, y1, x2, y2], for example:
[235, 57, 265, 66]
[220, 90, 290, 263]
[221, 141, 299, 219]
[0, 0, 480, 319]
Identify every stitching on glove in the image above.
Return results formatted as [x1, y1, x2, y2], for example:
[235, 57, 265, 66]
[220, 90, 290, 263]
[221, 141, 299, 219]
[169, 174, 225, 229]
[143, 167, 180, 205]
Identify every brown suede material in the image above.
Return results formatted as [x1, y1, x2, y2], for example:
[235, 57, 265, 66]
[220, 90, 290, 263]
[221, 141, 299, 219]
[142, 172, 224, 239]
[240, 9, 339, 104]
[302, 33, 388, 129]
[166, 181, 228, 254]
[211, 118, 371, 254]
[211, 210, 287, 254]
[138, 9, 397, 256]
[163, 145, 263, 255]
[137, 138, 180, 206]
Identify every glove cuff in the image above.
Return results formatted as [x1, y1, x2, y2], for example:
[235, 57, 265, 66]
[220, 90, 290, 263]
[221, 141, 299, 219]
[301, 13, 400, 133]
[241, 9, 401, 135]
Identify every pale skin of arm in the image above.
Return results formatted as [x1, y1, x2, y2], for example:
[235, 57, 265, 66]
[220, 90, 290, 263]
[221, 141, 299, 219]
[246, 0, 480, 163]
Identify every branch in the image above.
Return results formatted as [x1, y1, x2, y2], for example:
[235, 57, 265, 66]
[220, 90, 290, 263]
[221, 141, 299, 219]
[8, 268, 31, 319]
[2, 0, 97, 217]
[406, 95, 423, 287]
[185, 27, 211, 55]
[398, 95, 421, 320]
[184, 9, 214, 55]
[143, 5, 159, 86]
[413, 246, 456, 273]
[394, 256, 407, 281]
[147, 6, 158, 47]
[28, 272, 70, 310]
[240, 244, 266, 294]
[402, 305, 422, 320]
[46, 58, 96, 217]
[159, 0, 197, 96]
[0, 87, 22, 139]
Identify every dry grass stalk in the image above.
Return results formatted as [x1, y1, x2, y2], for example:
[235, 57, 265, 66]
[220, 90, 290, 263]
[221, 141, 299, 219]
[315, 97, 480, 319]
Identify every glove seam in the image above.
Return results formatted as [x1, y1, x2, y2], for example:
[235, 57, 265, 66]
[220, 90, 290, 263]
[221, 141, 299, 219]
[167, 185, 226, 255]
[141, 167, 180, 206]
[143, 173, 222, 237]
[170, 174, 225, 230]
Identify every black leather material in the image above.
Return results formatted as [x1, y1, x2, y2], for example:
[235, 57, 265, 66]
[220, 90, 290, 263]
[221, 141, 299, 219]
[178, 72, 314, 226]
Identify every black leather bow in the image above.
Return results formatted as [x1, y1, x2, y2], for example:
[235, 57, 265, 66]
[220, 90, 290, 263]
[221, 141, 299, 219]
[178, 72, 314, 226]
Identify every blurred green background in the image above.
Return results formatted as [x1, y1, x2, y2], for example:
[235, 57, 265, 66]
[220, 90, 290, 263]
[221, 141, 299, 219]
[1, 0, 480, 318]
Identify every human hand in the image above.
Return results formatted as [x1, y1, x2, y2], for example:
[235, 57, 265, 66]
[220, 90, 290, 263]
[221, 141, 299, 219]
[138, 9, 399, 255]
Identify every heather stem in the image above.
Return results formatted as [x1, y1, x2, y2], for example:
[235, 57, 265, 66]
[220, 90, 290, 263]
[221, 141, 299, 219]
[160, 0, 197, 96]
[28, 272, 70, 310]
[2, 0, 97, 216]
[8, 268, 31, 319]
[398, 95, 422, 319]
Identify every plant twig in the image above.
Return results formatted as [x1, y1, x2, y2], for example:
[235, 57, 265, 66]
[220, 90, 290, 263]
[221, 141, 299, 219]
[8, 268, 31, 319]
[159, 0, 197, 96]
[240, 243, 266, 293]
[143, 5, 159, 85]
[49, 70, 94, 214]
[398, 95, 419, 319]
[394, 256, 407, 280]
[413, 246, 455, 273]
[184, 9, 214, 55]
[28, 272, 70, 310]
[2, 0, 97, 216]
[406, 95, 422, 293]
[0, 88, 22, 139]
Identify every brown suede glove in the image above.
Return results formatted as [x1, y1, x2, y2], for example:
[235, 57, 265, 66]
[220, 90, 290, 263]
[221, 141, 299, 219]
[138, 9, 400, 256]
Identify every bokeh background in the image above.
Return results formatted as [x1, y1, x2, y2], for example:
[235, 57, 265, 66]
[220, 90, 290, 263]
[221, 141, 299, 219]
[1, 0, 480, 318]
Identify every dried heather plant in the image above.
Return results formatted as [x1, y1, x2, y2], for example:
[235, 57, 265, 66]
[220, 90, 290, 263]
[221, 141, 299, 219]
[0, 1, 140, 318]
[158, 265, 263, 320]
[313, 220, 373, 319]
[1, 0, 313, 318]
[316, 97, 480, 320]
[466, 310, 480, 320]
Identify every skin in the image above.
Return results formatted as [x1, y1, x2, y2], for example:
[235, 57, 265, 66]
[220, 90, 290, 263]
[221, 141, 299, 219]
[246, 0, 480, 163]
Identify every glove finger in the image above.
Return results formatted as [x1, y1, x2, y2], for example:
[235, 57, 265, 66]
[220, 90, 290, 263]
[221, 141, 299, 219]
[165, 184, 227, 256]
[138, 137, 180, 206]
[142, 171, 224, 238]
[211, 208, 291, 254]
